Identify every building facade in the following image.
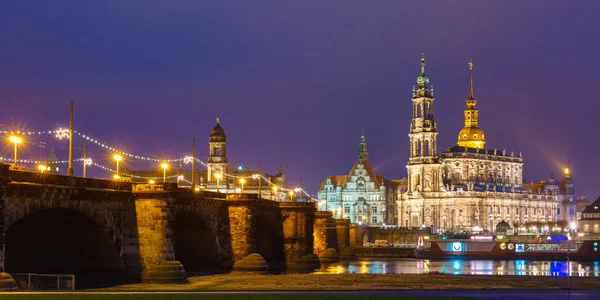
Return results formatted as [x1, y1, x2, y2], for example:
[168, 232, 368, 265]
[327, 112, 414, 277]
[398, 56, 561, 233]
[317, 132, 406, 225]
[578, 197, 600, 233]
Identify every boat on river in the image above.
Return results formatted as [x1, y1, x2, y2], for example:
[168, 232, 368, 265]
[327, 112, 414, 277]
[415, 236, 600, 261]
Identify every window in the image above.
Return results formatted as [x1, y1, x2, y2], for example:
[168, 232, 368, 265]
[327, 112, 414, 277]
[372, 216, 378, 223]
[344, 207, 350, 214]
[506, 207, 510, 214]
[497, 207, 500, 214]
[557, 208, 561, 215]
[489, 206, 493, 214]
[372, 206, 378, 213]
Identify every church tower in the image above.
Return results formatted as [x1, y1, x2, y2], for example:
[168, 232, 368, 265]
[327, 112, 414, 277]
[358, 127, 368, 162]
[207, 117, 228, 182]
[457, 60, 486, 149]
[406, 54, 441, 194]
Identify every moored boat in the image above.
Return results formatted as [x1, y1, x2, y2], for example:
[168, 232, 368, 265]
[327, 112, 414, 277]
[415, 236, 600, 260]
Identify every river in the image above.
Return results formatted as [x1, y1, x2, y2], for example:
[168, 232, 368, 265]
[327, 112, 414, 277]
[315, 259, 600, 276]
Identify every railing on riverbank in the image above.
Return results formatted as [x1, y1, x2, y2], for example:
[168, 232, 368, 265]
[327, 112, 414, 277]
[10, 273, 75, 291]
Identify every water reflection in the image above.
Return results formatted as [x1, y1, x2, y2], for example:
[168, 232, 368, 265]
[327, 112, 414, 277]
[315, 259, 600, 277]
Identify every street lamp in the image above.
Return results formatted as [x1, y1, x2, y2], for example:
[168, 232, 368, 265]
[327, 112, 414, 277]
[215, 172, 222, 192]
[149, 179, 155, 185]
[161, 163, 169, 182]
[288, 190, 294, 201]
[9, 135, 22, 166]
[239, 178, 246, 193]
[272, 186, 278, 200]
[113, 174, 121, 180]
[38, 164, 47, 173]
[113, 154, 123, 176]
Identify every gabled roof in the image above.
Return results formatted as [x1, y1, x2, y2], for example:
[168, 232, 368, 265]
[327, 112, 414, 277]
[347, 158, 382, 188]
[582, 196, 600, 214]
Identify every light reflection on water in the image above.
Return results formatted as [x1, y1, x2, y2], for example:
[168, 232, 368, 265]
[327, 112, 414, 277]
[315, 260, 600, 277]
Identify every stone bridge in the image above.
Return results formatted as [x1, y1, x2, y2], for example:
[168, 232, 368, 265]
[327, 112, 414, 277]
[0, 163, 353, 288]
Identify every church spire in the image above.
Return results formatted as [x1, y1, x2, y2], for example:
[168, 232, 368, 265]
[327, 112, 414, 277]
[457, 59, 486, 149]
[358, 128, 368, 161]
[469, 59, 474, 99]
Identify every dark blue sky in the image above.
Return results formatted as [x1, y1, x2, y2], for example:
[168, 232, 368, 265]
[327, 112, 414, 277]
[1, 1, 599, 199]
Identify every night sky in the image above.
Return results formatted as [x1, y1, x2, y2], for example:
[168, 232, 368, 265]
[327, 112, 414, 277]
[1, 1, 599, 199]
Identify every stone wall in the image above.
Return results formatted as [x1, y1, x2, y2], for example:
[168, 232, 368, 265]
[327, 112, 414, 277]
[364, 227, 430, 244]
[132, 190, 177, 275]
[313, 211, 332, 254]
[335, 219, 350, 250]
[279, 202, 316, 267]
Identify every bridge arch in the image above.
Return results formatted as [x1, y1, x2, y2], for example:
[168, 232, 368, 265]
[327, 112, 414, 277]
[4, 207, 127, 288]
[174, 211, 222, 273]
[254, 210, 285, 271]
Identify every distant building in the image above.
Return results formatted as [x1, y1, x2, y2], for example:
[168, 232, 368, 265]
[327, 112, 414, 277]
[578, 197, 600, 233]
[128, 118, 288, 200]
[316, 132, 405, 225]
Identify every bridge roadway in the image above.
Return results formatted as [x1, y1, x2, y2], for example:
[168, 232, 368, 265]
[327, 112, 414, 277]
[0, 163, 357, 287]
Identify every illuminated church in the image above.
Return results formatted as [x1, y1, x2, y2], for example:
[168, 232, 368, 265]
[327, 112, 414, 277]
[398, 56, 570, 233]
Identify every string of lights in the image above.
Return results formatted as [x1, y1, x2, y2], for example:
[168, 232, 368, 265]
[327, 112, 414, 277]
[1, 127, 314, 199]
[91, 163, 180, 180]
[0, 156, 85, 165]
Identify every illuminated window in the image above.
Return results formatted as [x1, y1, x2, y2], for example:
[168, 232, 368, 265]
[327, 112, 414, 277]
[473, 134, 478, 139]
[463, 134, 468, 139]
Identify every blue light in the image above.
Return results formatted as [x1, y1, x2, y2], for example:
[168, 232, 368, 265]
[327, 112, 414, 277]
[594, 242, 598, 247]
[238, 165, 243, 171]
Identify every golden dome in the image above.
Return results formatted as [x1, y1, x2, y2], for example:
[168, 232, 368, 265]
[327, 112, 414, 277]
[456, 60, 486, 149]
[457, 127, 486, 149]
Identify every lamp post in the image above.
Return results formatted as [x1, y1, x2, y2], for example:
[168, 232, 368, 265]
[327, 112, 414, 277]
[239, 178, 246, 193]
[272, 186, 278, 200]
[161, 163, 169, 182]
[215, 172, 222, 192]
[113, 154, 123, 176]
[289, 190, 294, 202]
[9, 135, 22, 166]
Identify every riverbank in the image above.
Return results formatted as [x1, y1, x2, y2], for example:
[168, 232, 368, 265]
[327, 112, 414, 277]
[354, 247, 414, 259]
[88, 273, 600, 291]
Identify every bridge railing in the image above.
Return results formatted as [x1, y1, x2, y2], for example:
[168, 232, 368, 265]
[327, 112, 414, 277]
[10, 273, 75, 291]
[2, 163, 131, 190]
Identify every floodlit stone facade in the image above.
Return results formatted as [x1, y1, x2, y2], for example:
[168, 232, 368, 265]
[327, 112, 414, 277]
[316, 133, 407, 225]
[398, 56, 564, 233]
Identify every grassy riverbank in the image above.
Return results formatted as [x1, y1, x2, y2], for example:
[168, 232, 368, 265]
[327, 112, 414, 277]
[86, 273, 599, 291]
[0, 295, 469, 300]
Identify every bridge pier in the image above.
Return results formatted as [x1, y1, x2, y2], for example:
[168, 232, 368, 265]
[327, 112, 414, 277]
[313, 211, 335, 254]
[130, 184, 185, 283]
[335, 218, 350, 251]
[279, 202, 317, 269]
[228, 201, 257, 263]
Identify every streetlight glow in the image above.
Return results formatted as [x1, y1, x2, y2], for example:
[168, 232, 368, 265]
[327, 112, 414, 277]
[161, 163, 169, 182]
[149, 179, 155, 184]
[288, 190, 294, 201]
[215, 172, 222, 193]
[9, 135, 22, 166]
[113, 154, 123, 176]
[38, 165, 47, 173]
[239, 178, 246, 193]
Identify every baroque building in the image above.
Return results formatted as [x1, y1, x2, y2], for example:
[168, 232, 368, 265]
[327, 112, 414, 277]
[128, 118, 288, 200]
[317, 131, 406, 225]
[398, 56, 561, 233]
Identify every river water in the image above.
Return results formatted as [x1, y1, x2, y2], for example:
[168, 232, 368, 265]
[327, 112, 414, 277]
[315, 259, 600, 277]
